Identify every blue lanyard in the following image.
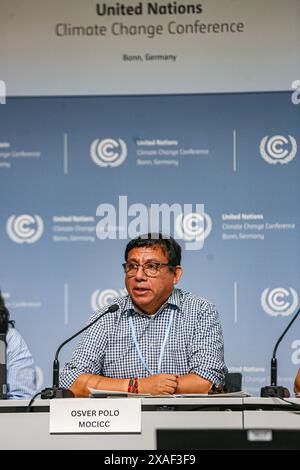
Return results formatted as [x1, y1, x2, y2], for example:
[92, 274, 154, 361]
[129, 310, 174, 375]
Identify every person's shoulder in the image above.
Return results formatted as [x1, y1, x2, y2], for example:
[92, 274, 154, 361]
[178, 288, 218, 312]
[6, 325, 20, 338]
[6, 325, 26, 347]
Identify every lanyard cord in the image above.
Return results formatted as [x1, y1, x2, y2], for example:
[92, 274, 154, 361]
[129, 310, 174, 375]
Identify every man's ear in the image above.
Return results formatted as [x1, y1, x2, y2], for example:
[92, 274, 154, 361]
[173, 266, 183, 285]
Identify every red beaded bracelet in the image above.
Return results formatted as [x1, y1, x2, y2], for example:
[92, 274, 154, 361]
[128, 377, 138, 393]
[128, 378, 134, 393]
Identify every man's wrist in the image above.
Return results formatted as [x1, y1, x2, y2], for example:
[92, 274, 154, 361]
[128, 377, 139, 393]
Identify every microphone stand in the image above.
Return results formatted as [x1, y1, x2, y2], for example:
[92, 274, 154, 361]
[261, 305, 300, 398]
[41, 304, 119, 399]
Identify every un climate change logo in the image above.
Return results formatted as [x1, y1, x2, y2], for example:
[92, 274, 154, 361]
[175, 212, 212, 250]
[90, 138, 127, 167]
[6, 214, 44, 243]
[91, 288, 127, 311]
[260, 135, 297, 164]
[261, 287, 298, 317]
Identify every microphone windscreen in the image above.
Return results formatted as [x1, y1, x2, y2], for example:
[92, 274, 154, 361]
[108, 304, 119, 313]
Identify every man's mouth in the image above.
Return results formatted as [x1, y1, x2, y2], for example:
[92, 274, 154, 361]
[133, 287, 150, 295]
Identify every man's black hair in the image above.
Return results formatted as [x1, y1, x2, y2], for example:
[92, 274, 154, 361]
[125, 233, 181, 266]
[0, 292, 14, 334]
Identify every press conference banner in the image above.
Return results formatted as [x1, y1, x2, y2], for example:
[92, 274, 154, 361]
[0, 91, 299, 394]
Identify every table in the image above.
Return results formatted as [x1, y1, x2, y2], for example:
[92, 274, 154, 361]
[0, 397, 243, 450]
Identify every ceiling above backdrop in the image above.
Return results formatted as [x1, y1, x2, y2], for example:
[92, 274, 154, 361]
[0, 0, 300, 96]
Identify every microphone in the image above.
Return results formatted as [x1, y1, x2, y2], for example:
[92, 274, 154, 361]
[261, 305, 300, 398]
[41, 303, 119, 399]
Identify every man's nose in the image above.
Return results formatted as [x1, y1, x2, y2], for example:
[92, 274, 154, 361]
[135, 265, 147, 280]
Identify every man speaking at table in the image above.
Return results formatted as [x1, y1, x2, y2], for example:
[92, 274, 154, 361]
[60, 234, 227, 396]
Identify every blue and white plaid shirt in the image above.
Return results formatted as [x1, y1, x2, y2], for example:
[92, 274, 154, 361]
[60, 288, 227, 388]
[6, 327, 37, 399]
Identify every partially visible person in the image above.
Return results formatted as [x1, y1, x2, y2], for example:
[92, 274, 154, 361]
[60, 233, 227, 397]
[294, 369, 300, 394]
[0, 292, 37, 399]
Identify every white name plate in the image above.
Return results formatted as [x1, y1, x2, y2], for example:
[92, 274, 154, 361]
[49, 398, 141, 434]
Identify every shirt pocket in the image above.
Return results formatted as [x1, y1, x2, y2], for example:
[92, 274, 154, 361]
[103, 336, 139, 378]
[163, 335, 190, 374]
[167, 334, 187, 351]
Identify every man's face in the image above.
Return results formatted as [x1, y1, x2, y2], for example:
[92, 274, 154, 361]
[125, 245, 182, 315]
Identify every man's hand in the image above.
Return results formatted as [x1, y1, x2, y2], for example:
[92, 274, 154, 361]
[138, 373, 178, 395]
